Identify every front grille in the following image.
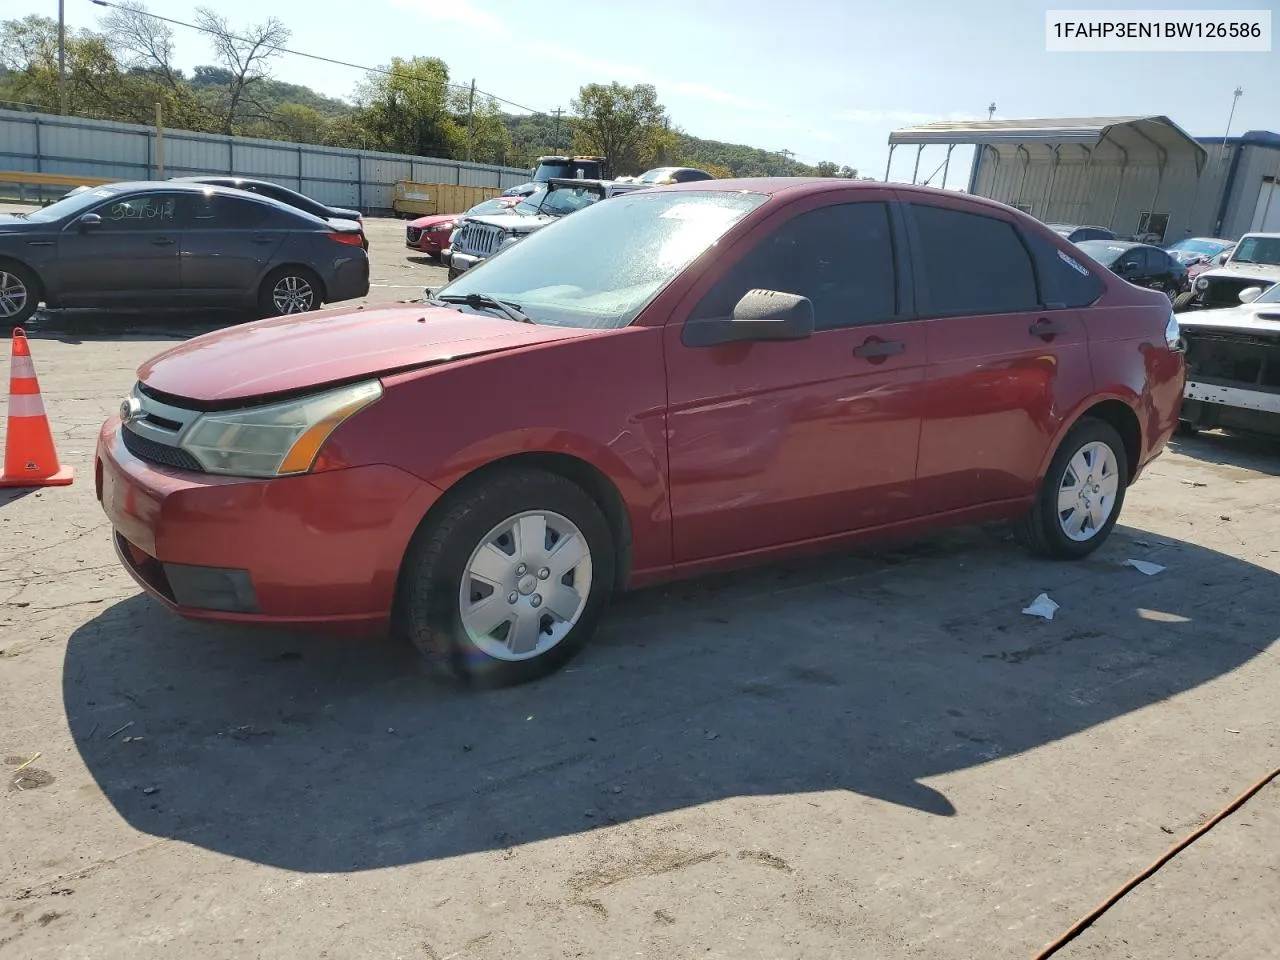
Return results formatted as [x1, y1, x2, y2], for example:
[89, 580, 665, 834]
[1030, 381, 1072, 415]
[406, 226, 422, 243]
[457, 223, 503, 257]
[1201, 276, 1269, 308]
[122, 426, 204, 472]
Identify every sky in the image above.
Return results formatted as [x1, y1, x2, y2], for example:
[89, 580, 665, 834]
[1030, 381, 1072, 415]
[8, 0, 1278, 183]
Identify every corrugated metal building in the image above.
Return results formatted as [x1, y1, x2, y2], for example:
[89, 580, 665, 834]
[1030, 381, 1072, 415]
[885, 116, 1280, 244]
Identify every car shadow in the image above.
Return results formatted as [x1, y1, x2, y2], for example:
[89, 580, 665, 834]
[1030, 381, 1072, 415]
[63, 523, 1274, 873]
[1170, 429, 1280, 477]
[18, 308, 252, 344]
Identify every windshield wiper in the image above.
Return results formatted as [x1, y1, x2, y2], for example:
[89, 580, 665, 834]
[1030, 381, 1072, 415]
[433, 292, 534, 324]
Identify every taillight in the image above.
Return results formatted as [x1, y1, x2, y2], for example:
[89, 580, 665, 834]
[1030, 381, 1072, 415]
[329, 231, 364, 247]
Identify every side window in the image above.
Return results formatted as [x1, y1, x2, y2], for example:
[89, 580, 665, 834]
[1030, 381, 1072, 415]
[94, 194, 179, 230]
[1020, 228, 1106, 308]
[690, 201, 898, 330]
[909, 203, 1039, 315]
[1145, 248, 1168, 272]
[191, 195, 273, 229]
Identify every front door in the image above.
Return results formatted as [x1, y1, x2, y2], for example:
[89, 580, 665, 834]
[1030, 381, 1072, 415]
[901, 196, 1095, 513]
[664, 193, 929, 563]
[56, 192, 183, 303]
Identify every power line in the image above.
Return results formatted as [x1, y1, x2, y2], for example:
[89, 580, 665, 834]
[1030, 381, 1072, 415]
[84, 0, 553, 117]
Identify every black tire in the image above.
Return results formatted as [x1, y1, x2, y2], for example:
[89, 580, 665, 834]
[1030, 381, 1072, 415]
[0, 261, 41, 328]
[447, 266, 461, 281]
[1176, 419, 1200, 436]
[398, 467, 616, 688]
[257, 266, 324, 318]
[1014, 417, 1130, 560]
[1172, 291, 1197, 313]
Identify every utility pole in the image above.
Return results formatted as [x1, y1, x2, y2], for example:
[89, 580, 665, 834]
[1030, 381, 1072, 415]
[1221, 86, 1243, 159]
[779, 149, 795, 175]
[551, 107, 563, 152]
[465, 78, 476, 162]
[987, 102, 996, 121]
[58, 0, 67, 115]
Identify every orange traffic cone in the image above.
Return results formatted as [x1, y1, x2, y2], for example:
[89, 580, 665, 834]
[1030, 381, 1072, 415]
[0, 328, 74, 488]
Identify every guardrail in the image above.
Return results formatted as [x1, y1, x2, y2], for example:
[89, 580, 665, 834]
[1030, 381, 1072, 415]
[0, 170, 117, 204]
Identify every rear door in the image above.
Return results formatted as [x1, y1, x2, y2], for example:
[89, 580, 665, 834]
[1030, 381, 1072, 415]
[56, 191, 183, 303]
[180, 194, 290, 300]
[902, 195, 1095, 513]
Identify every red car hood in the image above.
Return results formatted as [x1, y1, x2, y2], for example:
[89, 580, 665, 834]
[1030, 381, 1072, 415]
[409, 213, 459, 230]
[137, 302, 595, 403]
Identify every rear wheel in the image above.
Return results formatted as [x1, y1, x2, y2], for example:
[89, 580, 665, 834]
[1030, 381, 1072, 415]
[1014, 418, 1129, 560]
[399, 467, 615, 688]
[258, 266, 323, 318]
[0, 262, 40, 327]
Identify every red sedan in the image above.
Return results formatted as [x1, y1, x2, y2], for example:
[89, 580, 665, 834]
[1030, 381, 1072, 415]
[405, 196, 521, 259]
[97, 179, 1186, 688]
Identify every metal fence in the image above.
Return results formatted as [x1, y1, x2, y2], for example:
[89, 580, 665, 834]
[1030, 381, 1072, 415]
[0, 108, 532, 212]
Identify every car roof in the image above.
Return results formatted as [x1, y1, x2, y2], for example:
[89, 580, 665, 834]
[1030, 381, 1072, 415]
[1078, 238, 1142, 249]
[89, 179, 330, 222]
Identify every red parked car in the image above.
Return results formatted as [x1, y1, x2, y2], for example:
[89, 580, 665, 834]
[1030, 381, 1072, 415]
[405, 196, 522, 260]
[96, 179, 1186, 688]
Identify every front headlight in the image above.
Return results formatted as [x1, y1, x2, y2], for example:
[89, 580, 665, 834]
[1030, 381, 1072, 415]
[1165, 311, 1184, 353]
[180, 379, 382, 478]
[1195, 277, 1209, 290]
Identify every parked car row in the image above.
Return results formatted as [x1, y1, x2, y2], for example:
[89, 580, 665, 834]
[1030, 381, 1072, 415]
[1, 179, 370, 325]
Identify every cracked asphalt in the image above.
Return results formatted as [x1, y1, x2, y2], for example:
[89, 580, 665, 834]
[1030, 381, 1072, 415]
[1, 213, 1278, 960]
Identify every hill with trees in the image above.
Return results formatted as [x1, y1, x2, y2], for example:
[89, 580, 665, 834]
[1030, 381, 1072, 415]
[0, 6, 858, 179]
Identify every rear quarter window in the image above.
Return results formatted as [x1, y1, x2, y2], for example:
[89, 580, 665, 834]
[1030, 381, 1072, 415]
[1020, 229, 1106, 308]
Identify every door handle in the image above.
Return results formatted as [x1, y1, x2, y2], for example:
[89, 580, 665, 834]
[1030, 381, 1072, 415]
[852, 337, 906, 361]
[27, 240, 55, 247]
[1029, 317, 1068, 340]
[251, 235, 275, 244]
[151, 237, 174, 246]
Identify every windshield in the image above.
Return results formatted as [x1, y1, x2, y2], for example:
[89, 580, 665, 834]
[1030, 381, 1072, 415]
[20, 185, 122, 222]
[1074, 240, 1130, 267]
[639, 168, 676, 183]
[466, 198, 514, 217]
[1230, 235, 1280, 266]
[519, 185, 603, 218]
[437, 189, 768, 329]
[512, 188, 548, 216]
[1168, 238, 1231, 256]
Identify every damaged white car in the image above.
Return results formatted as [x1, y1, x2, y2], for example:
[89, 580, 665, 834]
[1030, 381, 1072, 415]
[1178, 280, 1280, 437]
[1173, 232, 1280, 313]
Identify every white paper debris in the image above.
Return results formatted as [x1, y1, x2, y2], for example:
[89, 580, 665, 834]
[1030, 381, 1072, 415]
[1021, 593, 1059, 620]
[1123, 559, 1166, 576]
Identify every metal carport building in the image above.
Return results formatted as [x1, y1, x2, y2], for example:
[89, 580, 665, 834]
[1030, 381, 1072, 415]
[885, 116, 1234, 244]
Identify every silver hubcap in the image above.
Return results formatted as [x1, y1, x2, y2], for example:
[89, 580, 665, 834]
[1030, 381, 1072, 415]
[0, 271, 29, 318]
[458, 510, 593, 662]
[1057, 440, 1120, 542]
[272, 275, 314, 313]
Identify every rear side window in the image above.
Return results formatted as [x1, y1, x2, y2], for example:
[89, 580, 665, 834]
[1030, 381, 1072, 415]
[191, 195, 274, 228]
[1021, 229, 1107, 308]
[908, 204, 1039, 315]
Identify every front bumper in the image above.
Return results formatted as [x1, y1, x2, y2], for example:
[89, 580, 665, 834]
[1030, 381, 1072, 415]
[95, 417, 442, 634]
[448, 251, 482, 273]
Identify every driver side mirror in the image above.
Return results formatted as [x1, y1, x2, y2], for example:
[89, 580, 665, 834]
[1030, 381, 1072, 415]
[77, 213, 102, 231]
[1238, 286, 1264, 304]
[1119, 259, 1140, 275]
[682, 289, 815, 347]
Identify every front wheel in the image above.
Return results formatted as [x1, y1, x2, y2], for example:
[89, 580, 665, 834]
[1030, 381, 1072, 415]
[1014, 418, 1130, 559]
[1172, 291, 1197, 313]
[398, 467, 616, 688]
[258, 266, 323, 318]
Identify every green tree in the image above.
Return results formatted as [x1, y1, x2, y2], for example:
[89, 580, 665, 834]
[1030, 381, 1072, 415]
[570, 82, 669, 176]
[353, 56, 461, 158]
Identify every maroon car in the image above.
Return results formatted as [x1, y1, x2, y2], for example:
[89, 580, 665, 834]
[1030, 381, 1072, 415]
[97, 179, 1186, 688]
[406, 196, 521, 260]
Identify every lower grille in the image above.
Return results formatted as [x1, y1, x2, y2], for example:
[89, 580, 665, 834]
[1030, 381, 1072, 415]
[122, 426, 204, 472]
